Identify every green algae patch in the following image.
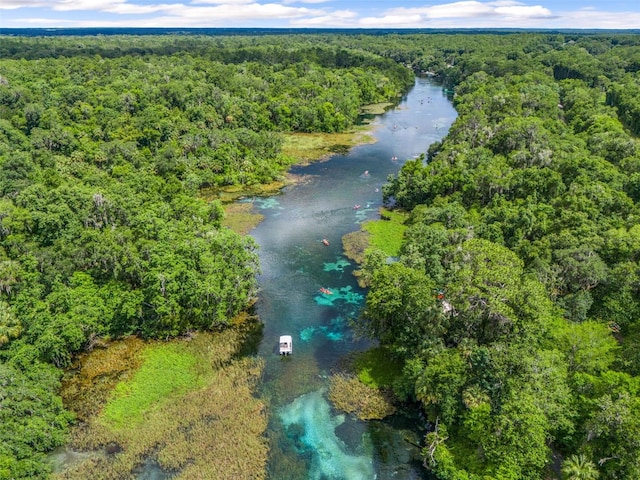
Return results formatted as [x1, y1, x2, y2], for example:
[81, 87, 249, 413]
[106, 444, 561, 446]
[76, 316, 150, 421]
[343, 209, 408, 265]
[100, 343, 204, 430]
[362, 209, 408, 257]
[328, 347, 401, 421]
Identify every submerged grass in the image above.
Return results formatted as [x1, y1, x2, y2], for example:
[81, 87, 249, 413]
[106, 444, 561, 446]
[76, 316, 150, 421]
[56, 321, 268, 480]
[329, 373, 397, 421]
[342, 230, 370, 265]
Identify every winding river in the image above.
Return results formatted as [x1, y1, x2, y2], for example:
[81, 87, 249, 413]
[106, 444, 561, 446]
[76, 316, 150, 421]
[246, 77, 457, 479]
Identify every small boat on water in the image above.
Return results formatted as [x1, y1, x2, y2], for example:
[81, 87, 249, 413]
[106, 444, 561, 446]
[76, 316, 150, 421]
[279, 335, 292, 355]
[322, 238, 330, 246]
[319, 287, 333, 295]
[353, 205, 361, 210]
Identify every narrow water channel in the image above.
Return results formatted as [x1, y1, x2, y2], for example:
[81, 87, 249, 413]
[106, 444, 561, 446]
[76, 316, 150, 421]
[247, 77, 457, 479]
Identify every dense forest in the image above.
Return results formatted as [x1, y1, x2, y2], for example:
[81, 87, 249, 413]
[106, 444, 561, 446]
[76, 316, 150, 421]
[1, 31, 639, 479]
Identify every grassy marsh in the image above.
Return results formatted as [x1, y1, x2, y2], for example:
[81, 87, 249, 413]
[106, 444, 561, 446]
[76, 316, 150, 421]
[221, 201, 265, 235]
[56, 322, 267, 480]
[359, 102, 394, 115]
[281, 127, 376, 165]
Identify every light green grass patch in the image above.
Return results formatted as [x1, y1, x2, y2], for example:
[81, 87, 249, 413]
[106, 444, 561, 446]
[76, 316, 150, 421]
[101, 343, 204, 429]
[362, 209, 409, 257]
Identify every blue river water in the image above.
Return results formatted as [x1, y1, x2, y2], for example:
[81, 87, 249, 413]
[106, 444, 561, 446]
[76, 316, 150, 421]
[245, 77, 457, 479]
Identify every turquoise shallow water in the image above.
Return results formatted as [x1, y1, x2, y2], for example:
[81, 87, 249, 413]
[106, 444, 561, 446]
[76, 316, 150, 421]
[249, 78, 457, 479]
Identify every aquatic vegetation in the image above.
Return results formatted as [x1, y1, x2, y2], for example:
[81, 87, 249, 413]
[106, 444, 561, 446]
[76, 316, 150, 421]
[360, 102, 394, 115]
[281, 129, 376, 164]
[329, 373, 397, 421]
[201, 179, 289, 204]
[314, 286, 364, 307]
[342, 230, 370, 265]
[266, 353, 323, 405]
[61, 337, 146, 422]
[279, 389, 376, 479]
[323, 258, 352, 273]
[222, 202, 265, 235]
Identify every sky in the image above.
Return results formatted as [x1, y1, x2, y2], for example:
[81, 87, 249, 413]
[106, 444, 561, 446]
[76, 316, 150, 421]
[0, 0, 639, 30]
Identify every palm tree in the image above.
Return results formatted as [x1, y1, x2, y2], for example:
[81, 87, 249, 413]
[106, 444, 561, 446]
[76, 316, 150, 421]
[561, 454, 599, 480]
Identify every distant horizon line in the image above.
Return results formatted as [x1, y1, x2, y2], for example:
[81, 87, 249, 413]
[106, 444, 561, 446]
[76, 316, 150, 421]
[1, 27, 639, 37]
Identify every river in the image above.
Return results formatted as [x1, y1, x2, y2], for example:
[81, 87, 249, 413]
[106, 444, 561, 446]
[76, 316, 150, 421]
[246, 77, 457, 479]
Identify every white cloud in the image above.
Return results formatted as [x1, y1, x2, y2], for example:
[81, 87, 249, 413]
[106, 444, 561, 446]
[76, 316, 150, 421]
[382, 1, 553, 20]
[290, 9, 358, 26]
[494, 5, 554, 18]
[170, 3, 317, 20]
[1, 0, 49, 9]
[357, 14, 425, 27]
[190, 0, 255, 5]
[281, 0, 331, 4]
[560, 8, 640, 29]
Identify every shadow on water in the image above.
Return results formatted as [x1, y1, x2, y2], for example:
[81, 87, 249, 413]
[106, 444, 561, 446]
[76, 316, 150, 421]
[249, 78, 456, 479]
